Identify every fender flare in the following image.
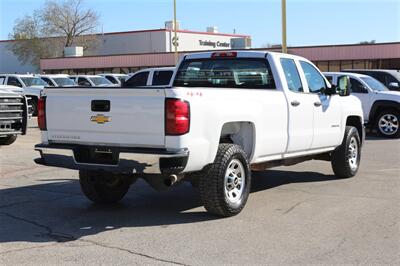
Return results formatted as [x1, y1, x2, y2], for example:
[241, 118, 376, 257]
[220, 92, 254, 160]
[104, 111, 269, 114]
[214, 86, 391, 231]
[369, 100, 400, 124]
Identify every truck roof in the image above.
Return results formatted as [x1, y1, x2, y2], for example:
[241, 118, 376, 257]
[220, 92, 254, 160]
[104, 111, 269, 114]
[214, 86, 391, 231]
[183, 50, 308, 62]
[323, 72, 371, 78]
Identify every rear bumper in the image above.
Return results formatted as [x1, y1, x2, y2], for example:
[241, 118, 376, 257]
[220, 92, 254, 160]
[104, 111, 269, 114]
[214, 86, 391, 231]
[34, 143, 189, 174]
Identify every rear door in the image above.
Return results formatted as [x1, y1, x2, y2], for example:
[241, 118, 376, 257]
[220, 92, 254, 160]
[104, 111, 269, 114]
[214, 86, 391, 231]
[45, 88, 166, 147]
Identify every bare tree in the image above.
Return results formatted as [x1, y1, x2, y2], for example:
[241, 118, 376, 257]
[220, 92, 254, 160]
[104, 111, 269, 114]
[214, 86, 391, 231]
[8, 0, 99, 70]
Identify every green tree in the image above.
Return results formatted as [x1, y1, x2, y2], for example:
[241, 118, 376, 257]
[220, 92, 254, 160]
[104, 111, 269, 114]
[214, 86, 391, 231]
[8, 0, 99, 70]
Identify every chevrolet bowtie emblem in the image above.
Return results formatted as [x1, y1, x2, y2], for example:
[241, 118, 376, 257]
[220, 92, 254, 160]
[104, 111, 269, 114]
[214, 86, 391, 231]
[90, 114, 111, 124]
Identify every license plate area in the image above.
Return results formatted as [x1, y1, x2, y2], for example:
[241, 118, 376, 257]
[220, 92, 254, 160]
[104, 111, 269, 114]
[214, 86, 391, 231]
[74, 146, 119, 165]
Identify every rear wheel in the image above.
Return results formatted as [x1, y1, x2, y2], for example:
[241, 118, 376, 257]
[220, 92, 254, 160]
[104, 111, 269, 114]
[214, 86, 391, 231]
[0, 135, 17, 145]
[79, 170, 131, 204]
[374, 109, 400, 138]
[331, 126, 361, 178]
[199, 144, 251, 217]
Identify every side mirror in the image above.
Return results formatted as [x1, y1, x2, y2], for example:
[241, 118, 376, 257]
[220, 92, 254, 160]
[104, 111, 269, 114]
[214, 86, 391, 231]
[389, 82, 399, 88]
[337, 75, 351, 96]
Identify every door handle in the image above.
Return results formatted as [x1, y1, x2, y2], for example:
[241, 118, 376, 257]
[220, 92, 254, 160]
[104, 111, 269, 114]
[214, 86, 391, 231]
[291, 100, 300, 107]
[314, 102, 322, 107]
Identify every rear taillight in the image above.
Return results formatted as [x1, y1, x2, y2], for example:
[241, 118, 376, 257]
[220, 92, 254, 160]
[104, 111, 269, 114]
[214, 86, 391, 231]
[38, 97, 46, 131]
[165, 99, 190, 135]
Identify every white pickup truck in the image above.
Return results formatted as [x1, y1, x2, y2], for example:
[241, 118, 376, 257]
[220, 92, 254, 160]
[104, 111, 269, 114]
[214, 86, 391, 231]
[0, 86, 28, 145]
[0, 74, 46, 116]
[35, 51, 364, 217]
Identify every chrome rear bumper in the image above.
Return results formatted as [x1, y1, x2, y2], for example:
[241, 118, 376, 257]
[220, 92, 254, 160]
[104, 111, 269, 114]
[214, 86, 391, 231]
[34, 143, 189, 174]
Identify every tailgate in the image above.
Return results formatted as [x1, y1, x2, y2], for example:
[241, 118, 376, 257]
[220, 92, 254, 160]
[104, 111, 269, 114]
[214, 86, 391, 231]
[45, 88, 166, 147]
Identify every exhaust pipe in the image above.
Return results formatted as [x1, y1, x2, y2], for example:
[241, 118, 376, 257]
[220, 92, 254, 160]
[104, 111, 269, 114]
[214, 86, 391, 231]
[164, 174, 181, 187]
[164, 174, 178, 187]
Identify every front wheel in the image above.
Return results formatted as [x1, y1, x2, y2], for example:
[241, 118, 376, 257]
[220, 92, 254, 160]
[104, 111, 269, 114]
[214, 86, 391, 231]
[331, 126, 361, 178]
[375, 109, 400, 138]
[79, 170, 131, 204]
[0, 135, 17, 145]
[199, 144, 251, 217]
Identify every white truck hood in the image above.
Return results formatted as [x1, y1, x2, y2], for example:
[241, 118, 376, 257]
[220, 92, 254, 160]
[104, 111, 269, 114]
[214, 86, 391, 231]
[23, 86, 44, 97]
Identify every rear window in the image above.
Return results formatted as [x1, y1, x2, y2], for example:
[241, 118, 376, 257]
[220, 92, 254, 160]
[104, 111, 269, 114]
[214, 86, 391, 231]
[173, 58, 275, 89]
[152, 70, 173, 86]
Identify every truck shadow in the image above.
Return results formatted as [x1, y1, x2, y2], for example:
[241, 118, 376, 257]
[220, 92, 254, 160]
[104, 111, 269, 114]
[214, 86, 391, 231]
[0, 170, 335, 244]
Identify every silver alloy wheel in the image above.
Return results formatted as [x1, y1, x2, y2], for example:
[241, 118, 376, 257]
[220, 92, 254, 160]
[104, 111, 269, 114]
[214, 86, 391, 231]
[378, 113, 399, 136]
[224, 159, 245, 204]
[348, 136, 358, 171]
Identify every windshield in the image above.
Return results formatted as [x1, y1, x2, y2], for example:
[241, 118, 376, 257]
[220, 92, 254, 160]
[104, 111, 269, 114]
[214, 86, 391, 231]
[360, 76, 388, 91]
[174, 58, 275, 89]
[89, 77, 113, 86]
[21, 77, 47, 86]
[53, 77, 76, 86]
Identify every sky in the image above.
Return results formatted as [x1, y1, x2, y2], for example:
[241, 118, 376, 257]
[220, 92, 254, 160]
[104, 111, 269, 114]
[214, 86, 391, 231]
[0, 0, 399, 48]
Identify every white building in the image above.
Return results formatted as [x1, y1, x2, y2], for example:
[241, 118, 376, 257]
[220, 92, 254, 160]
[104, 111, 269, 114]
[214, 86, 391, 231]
[0, 23, 251, 73]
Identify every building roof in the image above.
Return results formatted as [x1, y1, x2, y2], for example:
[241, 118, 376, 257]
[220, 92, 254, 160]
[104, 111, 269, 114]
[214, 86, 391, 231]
[40, 42, 400, 71]
[0, 28, 250, 43]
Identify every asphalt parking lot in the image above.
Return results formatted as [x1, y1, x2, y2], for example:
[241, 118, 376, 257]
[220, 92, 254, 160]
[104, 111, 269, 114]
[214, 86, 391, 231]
[0, 120, 399, 265]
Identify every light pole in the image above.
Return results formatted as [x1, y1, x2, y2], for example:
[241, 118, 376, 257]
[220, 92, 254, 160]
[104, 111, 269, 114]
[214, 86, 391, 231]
[281, 0, 287, 53]
[173, 0, 178, 64]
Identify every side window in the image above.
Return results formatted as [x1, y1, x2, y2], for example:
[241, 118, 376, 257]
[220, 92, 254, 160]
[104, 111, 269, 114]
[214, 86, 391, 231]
[7, 77, 23, 87]
[105, 76, 118, 84]
[152, 71, 173, 86]
[325, 75, 333, 84]
[78, 77, 91, 86]
[0, 76, 5, 84]
[368, 72, 385, 84]
[41, 77, 54, 86]
[280, 58, 303, 92]
[349, 78, 367, 93]
[300, 61, 326, 93]
[125, 72, 149, 87]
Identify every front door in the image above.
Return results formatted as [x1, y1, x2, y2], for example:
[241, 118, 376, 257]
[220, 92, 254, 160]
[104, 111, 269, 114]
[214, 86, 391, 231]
[280, 57, 314, 153]
[299, 61, 342, 149]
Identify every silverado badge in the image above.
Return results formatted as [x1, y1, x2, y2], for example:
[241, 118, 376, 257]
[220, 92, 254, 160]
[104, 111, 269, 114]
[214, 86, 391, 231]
[90, 114, 111, 124]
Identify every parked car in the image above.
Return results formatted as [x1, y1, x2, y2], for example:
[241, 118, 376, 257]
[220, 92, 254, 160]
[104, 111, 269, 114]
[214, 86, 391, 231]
[69, 75, 117, 87]
[324, 72, 400, 138]
[0, 74, 46, 115]
[125, 67, 175, 87]
[342, 69, 400, 91]
[0, 84, 24, 94]
[0, 86, 28, 145]
[39, 74, 77, 87]
[99, 74, 128, 86]
[34, 51, 364, 217]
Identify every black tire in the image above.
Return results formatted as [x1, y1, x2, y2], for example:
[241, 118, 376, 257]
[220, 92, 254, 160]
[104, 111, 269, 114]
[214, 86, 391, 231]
[79, 170, 131, 204]
[0, 135, 17, 145]
[331, 126, 361, 178]
[199, 144, 251, 217]
[30, 98, 38, 116]
[374, 109, 400, 138]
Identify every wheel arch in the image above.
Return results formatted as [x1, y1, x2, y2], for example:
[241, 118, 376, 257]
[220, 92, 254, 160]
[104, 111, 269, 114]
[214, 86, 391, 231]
[346, 116, 364, 145]
[219, 121, 256, 161]
[369, 100, 400, 124]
